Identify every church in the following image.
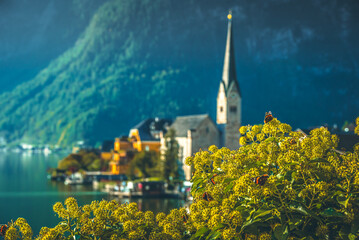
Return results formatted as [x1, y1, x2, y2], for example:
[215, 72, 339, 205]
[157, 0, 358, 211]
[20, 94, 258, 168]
[107, 12, 242, 180]
[170, 11, 241, 180]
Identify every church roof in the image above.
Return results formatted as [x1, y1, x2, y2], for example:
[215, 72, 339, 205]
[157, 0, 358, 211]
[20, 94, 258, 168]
[221, 11, 241, 96]
[131, 118, 172, 141]
[170, 114, 210, 137]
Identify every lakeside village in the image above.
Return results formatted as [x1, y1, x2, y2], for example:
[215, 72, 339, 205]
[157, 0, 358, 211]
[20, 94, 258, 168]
[11, 11, 359, 200]
[47, 12, 359, 201]
[46, 12, 243, 200]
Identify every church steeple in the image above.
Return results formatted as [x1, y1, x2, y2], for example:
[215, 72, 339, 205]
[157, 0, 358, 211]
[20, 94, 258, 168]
[221, 10, 240, 96]
[216, 10, 242, 149]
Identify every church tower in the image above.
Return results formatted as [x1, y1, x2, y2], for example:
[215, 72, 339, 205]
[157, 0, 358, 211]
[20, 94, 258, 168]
[216, 11, 242, 149]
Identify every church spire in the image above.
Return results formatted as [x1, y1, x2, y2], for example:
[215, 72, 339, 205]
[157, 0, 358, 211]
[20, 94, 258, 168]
[217, 10, 242, 149]
[222, 10, 240, 96]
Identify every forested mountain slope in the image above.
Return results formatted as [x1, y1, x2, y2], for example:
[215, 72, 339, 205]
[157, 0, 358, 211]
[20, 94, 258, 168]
[0, 0, 357, 146]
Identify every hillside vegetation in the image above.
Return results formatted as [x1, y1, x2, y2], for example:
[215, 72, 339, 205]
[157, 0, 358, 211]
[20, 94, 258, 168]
[0, 0, 358, 146]
[0, 0, 205, 146]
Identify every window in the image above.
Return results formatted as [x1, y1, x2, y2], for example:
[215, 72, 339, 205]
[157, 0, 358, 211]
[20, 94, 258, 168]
[230, 106, 237, 113]
[145, 145, 149, 151]
[220, 106, 223, 112]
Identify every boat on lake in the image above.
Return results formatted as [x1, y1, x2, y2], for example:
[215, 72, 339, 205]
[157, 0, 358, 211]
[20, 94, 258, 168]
[58, 171, 127, 185]
[105, 180, 188, 199]
[64, 172, 94, 185]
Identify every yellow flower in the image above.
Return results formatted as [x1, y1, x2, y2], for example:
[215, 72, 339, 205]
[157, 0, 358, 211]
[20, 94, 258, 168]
[239, 136, 247, 146]
[245, 234, 258, 240]
[259, 232, 272, 240]
[145, 211, 154, 221]
[256, 133, 265, 141]
[230, 211, 242, 226]
[315, 224, 329, 238]
[208, 145, 218, 153]
[53, 202, 68, 219]
[239, 126, 247, 135]
[64, 197, 80, 218]
[222, 228, 236, 240]
[5, 226, 19, 240]
[156, 212, 166, 223]
[279, 123, 292, 133]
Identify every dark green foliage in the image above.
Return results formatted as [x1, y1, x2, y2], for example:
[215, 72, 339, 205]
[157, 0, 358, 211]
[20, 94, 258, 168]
[163, 128, 179, 181]
[130, 150, 159, 178]
[57, 149, 106, 172]
[0, 0, 206, 147]
[1, 0, 358, 148]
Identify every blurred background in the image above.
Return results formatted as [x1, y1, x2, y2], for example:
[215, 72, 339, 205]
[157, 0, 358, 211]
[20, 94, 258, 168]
[0, 0, 358, 233]
[0, 0, 358, 147]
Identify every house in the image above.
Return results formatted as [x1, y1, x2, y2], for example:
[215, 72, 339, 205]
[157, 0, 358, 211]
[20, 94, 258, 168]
[101, 140, 114, 161]
[106, 11, 242, 180]
[109, 118, 172, 175]
[129, 118, 172, 152]
[167, 114, 220, 180]
[110, 136, 135, 175]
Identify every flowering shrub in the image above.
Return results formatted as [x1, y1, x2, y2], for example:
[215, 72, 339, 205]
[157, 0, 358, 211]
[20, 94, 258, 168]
[4, 116, 359, 239]
[187, 116, 359, 239]
[4, 197, 191, 240]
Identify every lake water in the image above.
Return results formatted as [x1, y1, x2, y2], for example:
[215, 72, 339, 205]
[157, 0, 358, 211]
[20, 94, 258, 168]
[0, 151, 186, 234]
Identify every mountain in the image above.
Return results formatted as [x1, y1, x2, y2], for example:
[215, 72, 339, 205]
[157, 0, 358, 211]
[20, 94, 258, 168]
[0, 0, 104, 92]
[0, 0, 358, 146]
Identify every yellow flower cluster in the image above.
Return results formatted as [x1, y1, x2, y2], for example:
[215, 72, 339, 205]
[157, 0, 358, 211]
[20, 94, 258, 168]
[38, 197, 193, 240]
[4, 115, 359, 239]
[186, 116, 359, 238]
[4, 218, 32, 240]
[355, 117, 359, 135]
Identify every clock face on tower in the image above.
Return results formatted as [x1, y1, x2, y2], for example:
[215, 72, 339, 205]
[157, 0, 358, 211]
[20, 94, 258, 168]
[230, 93, 237, 99]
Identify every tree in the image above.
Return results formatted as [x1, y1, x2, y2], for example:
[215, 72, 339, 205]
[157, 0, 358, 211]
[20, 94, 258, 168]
[57, 149, 105, 172]
[186, 116, 359, 239]
[5, 116, 359, 239]
[131, 150, 159, 178]
[163, 128, 179, 181]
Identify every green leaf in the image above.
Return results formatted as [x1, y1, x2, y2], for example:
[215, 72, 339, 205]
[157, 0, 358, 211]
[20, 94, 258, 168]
[289, 205, 308, 215]
[195, 187, 206, 195]
[192, 177, 205, 194]
[223, 178, 237, 184]
[212, 223, 225, 232]
[289, 203, 322, 222]
[333, 190, 345, 197]
[224, 182, 234, 194]
[244, 160, 266, 169]
[264, 137, 277, 143]
[241, 218, 260, 230]
[206, 230, 222, 240]
[253, 209, 272, 220]
[284, 170, 294, 181]
[274, 224, 289, 240]
[193, 227, 210, 239]
[349, 233, 356, 240]
[288, 218, 303, 231]
[320, 208, 345, 217]
[308, 158, 329, 164]
[337, 195, 350, 208]
[241, 209, 274, 231]
[335, 184, 347, 192]
[192, 177, 204, 188]
[314, 203, 322, 209]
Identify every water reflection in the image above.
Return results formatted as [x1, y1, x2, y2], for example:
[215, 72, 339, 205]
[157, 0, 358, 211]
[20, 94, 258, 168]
[116, 197, 189, 214]
[0, 152, 188, 233]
